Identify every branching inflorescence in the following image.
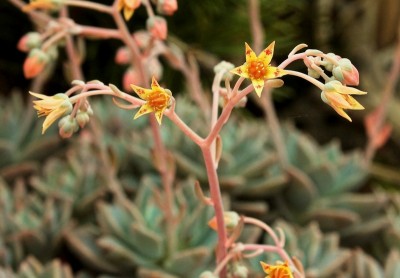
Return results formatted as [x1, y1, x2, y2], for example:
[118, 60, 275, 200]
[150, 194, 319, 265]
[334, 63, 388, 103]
[12, 0, 367, 277]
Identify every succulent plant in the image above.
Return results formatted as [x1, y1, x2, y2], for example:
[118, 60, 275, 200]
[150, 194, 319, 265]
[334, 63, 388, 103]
[29, 132, 110, 218]
[0, 93, 65, 182]
[65, 177, 217, 277]
[336, 248, 400, 278]
[0, 178, 72, 269]
[248, 219, 351, 278]
[0, 256, 75, 278]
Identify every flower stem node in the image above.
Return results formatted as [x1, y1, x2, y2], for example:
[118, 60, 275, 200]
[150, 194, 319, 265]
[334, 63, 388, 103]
[321, 80, 367, 122]
[58, 115, 79, 138]
[208, 211, 240, 233]
[131, 77, 172, 125]
[30, 92, 73, 134]
[231, 42, 287, 97]
[214, 61, 235, 81]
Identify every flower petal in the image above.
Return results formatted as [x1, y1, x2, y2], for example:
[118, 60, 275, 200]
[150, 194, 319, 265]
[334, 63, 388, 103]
[230, 65, 249, 79]
[150, 76, 161, 91]
[343, 95, 364, 110]
[258, 41, 275, 65]
[264, 66, 287, 79]
[123, 7, 134, 20]
[331, 82, 367, 95]
[251, 79, 265, 97]
[331, 105, 352, 122]
[244, 42, 257, 62]
[133, 103, 153, 119]
[131, 85, 152, 100]
[154, 108, 166, 125]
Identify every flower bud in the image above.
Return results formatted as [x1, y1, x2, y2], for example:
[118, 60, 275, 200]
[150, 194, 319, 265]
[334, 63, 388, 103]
[230, 264, 249, 278]
[146, 16, 168, 40]
[208, 211, 240, 232]
[76, 109, 90, 128]
[58, 115, 79, 138]
[332, 58, 359, 86]
[214, 61, 235, 81]
[123, 67, 141, 92]
[23, 48, 50, 79]
[156, 0, 178, 16]
[133, 31, 151, 49]
[17, 32, 42, 52]
[115, 47, 131, 65]
[199, 271, 218, 278]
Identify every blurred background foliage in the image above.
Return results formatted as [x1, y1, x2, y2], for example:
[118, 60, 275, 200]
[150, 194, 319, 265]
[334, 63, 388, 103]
[0, 0, 400, 277]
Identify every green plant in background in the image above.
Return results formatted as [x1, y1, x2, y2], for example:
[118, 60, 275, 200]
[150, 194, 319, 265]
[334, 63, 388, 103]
[5, 0, 400, 277]
[65, 178, 217, 277]
[0, 178, 72, 269]
[0, 93, 65, 182]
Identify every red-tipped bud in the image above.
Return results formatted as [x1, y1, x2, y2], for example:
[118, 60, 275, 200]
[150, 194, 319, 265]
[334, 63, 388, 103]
[23, 49, 49, 79]
[17, 32, 42, 52]
[146, 16, 168, 40]
[115, 47, 131, 65]
[333, 58, 359, 86]
[123, 67, 141, 92]
[156, 0, 178, 16]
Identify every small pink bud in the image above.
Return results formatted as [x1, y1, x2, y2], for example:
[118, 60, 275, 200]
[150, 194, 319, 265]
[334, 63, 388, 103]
[146, 16, 168, 40]
[115, 47, 131, 65]
[23, 49, 49, 79]
[156, 0, 178, 16]
[58, 115, 79, 139]
[123, 67, 141, 92]
[17, 32, 41, 52]
[338, 58, 359, 86]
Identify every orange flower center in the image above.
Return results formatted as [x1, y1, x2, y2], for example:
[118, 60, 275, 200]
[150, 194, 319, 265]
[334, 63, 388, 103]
[247, 60, 267, 80]
[147, 91, 169, 110]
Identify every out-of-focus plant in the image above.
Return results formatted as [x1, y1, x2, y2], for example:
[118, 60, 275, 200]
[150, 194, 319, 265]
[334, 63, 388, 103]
[6, 0, 373, 277]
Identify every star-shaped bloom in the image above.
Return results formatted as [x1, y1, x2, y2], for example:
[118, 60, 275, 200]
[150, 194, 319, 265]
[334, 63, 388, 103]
[30, 92, 73, 134]
[260, 261, 293, 278]
[131, 77, 172, 125]
[231, 42, 287, 97]
[321, 80, 367, 122]
[118, 0, 141, 21]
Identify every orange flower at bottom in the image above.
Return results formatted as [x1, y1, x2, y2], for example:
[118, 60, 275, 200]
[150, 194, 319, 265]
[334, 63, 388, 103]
[260, 261, 293, 278]
[131, 77, 172, 125]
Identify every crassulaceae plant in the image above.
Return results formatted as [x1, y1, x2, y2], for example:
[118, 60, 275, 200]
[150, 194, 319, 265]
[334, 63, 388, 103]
[10, 0, 369, 276]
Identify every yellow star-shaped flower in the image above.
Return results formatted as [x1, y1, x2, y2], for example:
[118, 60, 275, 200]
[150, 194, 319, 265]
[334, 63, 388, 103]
[231, 42, 287, 97]
[30, 92, 73, 134]
[131, 77, 172, 125]
[260, 261, 293, 278]
[118, 0, 141, 21]
[321, 80, 367, 122]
